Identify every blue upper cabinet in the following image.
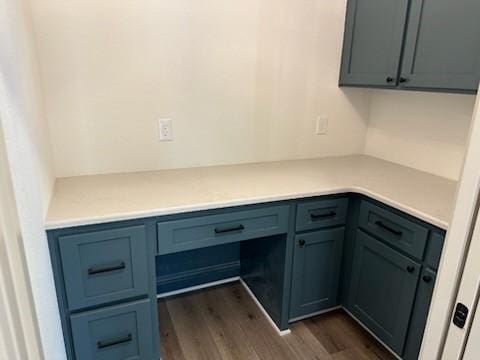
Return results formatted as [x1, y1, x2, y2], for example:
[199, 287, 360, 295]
[339, 0, 409, 88]
[399, 0, 480, 92]
[340, 0, 480, 93]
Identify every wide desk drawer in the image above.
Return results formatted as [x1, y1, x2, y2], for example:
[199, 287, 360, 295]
[358, 200, 429, 260]
[296, 198, 349, 232]
[157, 205, 290, 255]
[59, 225, 149, 311]
[70, 299, 155, 360]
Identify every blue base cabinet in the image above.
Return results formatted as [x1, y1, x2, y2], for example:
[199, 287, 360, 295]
[48, 220, 161, 360]
[342, 197, 445, 359]
[47, 195, 444, 360]
[289, 197, 349, 320]
[348, 230, 420, 354]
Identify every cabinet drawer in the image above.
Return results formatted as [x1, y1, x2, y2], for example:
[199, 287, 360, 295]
[59, 226, 149, 310]
[157, 205, 289, 255]
[70, 299, 154, 360]
[358, 200, 428, 259]
[296, 198, 349, 232]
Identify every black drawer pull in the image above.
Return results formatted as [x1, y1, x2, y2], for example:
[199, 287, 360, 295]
[423, 275, 432, 283]
[407, 266, 415, 273]
[214, 224, 245, 234]
[88, 261, 126, 276]
[299, 239, 306, 247]
[386, 76, 394, 83]
[310, 211, 336, 220]
[399, 77, 408, 83]
[375, 221, 403, 236]
[97, 333, 132, 349]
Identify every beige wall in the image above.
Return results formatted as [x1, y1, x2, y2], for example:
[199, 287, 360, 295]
[30, 0, 371, 177]
[365, 91, 475, 180]
[0, 0, 65, 358]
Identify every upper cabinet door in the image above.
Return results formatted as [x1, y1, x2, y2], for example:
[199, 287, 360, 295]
[400, 0, 480, 92]
[339, 0, 409, 87]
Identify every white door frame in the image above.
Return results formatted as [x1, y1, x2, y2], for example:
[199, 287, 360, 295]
[442, 198, 480, 359]
[0, 113, 44, 359]
[420, 96, 480, 359]
[462, 285, 480, 359]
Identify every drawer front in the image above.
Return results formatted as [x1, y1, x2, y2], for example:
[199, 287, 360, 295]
[296, 198, 348, 232]
[70, 299, 154, 360]
[59, 226, 149, 310]
[157, 205, 289, 255]
[358, 200, 428, 260]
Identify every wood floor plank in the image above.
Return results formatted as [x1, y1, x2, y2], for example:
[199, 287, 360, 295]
[158, 282, 397, 360]
[157, 301, 186, 360]
[287, 321, 333, 360]
[331, 347, 379, 360]
[165, 293, 223, 360]
[219, 283, 297, 360]
[305, 311, 351, 354]
[192, 287, 261, 360]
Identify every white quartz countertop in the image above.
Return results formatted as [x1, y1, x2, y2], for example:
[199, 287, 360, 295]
[46, 155, 458, 230]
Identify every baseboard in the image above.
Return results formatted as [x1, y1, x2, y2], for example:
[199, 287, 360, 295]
[342, 307, 402, 360]
[157, 277, 240, 299]
[239, 279, 291, 336]
[156, 260, 240, 294]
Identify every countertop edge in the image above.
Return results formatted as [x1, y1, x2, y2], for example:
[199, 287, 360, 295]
[44, 186, 449, 231]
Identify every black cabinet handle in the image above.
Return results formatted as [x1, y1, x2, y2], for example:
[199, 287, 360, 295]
[88, 261, 126, 276]
[375, 221, 403, 236]
[423, 275, 432, 283]
[214, 224, 245, 234]
[310, 211, 336, 220]
[299, 239, 306, 247]
[97, 333, 132, 349]
[399, 77, 408, 83]
[386, 76, 394, 83]
[407, 266, 415, 273]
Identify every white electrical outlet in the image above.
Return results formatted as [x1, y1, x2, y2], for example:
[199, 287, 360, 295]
[316, 116, 328, 135]
[158, 118, 173, 141]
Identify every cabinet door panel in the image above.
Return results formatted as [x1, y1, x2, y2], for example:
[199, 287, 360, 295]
[349, 230, 420, 355]
[339, 0, 409, 87]
[290, 228, 344, 320]
[403, 268, 437, 360]
[400, 0, 480, 92]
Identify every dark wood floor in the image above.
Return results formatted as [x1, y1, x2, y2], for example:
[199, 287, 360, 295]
[157, 282, 395, 360]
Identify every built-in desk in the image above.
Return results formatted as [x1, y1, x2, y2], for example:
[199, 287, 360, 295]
[46, 155, 457, 360]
